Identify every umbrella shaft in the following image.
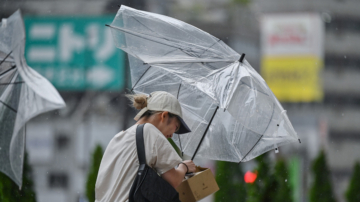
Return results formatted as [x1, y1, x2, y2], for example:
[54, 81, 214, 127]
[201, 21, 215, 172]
[191, 106, 219, 160]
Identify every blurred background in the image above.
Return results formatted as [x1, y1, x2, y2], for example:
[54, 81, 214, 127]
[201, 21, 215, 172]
[1, 0, 360, 202]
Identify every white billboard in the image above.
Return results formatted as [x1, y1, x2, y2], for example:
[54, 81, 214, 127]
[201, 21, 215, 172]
[261, 13, 324, 58]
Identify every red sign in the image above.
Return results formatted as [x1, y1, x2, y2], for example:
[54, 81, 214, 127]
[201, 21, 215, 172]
[268, 24, 307, 47]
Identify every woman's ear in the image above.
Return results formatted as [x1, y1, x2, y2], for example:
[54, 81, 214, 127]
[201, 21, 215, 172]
[160, 111, 168, 123]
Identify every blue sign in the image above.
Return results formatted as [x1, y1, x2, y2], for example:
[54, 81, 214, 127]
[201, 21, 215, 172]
[24, 16, 125, 91]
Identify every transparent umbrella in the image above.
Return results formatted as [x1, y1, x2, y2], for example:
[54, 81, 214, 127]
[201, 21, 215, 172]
[107, 6, 299, 163]
[0, 10, 66, 187]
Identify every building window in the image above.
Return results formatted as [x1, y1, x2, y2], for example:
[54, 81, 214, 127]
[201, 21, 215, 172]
[326, 16, 360, 33]
[55, 134, 69, 150]
[48, 173, 68, 189]
[325, 54, 360, 70]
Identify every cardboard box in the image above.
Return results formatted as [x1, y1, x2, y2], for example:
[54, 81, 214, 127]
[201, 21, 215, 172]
[176, 166, 219, 202]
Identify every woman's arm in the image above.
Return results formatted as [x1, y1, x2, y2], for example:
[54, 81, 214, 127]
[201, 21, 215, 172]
[161, 160, 196, 188]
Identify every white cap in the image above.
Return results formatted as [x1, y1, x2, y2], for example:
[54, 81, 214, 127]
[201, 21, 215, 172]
[134, 91, 191, 134]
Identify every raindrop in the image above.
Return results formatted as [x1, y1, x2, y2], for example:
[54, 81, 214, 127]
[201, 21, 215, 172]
[285, 179, 287, 182]
[342, 113, 344, 117]
[321, 12, 332, 23]
[344, 55, 347, 59]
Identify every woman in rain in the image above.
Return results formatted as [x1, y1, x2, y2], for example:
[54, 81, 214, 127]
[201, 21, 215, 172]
[95, 91, 195, 202]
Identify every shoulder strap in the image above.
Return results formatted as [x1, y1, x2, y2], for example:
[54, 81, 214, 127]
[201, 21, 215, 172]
[136, 124, 146, 171]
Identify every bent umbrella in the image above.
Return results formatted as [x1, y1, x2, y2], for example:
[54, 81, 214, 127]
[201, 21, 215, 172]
[0, 10, 66, 187]
[108, 6, 299, 163]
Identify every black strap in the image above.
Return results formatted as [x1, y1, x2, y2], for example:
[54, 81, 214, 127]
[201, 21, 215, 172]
[136, 124, 146, 172]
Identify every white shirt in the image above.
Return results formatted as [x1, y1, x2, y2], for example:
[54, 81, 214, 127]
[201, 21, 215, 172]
[95, 123, 182, 202]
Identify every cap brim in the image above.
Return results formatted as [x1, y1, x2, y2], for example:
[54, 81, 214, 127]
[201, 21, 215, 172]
[175, 115, 191, 134]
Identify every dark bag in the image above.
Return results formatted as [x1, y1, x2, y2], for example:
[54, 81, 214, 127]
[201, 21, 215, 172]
[129, 124, 181, 202]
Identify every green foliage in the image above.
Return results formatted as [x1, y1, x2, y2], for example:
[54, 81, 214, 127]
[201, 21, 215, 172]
[345, 162, 360, 202]
[309, 150, 336, 202]
[0, 152, 37, 202]
[272, 159, 293, 202]
[0, 172, 13, 202]
[86, 145, 104, 202]
[246, 155, 293, 202]
[215, 161, 246, 202]
[246, 154, 275, 202]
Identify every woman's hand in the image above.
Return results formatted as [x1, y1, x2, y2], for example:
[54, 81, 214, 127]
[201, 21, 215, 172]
[182, 160, 196, 173]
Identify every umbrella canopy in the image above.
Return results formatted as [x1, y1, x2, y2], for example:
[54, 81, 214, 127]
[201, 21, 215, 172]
[0, 10, 66, 187]
[108, 6, 299, 163]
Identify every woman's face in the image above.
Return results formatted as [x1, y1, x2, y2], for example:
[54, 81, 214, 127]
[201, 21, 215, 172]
[157, 112, 180, 138]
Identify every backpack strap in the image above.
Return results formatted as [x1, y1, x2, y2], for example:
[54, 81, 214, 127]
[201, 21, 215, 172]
[136, 124, 146, 173]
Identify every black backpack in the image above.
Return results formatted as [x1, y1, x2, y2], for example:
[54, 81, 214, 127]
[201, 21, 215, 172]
[129, 124, 181, 202]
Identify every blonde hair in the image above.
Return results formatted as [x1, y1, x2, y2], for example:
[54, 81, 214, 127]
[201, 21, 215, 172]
[126, 94, 148, 110]
[126, 93, 177, 121]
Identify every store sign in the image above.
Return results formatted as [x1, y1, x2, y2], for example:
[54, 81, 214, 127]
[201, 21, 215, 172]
[261, 14, 324, 102]
[24, 17, 125, 91]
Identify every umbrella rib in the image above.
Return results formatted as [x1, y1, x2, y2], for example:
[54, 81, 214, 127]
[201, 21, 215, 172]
[0, 51, 13, 66]
[0, 65, 17, 77]
[238, 135, 263, 163]
[262, 103, 275, 134]
[130, 65, 152, 92]
[107, 24, 198, 60]
[238, 103, 275, 163]
[191, 106, 219, 160]
[176, 82, 183, 156]
[128, 15, 198, 59]
[107, 24, 186, 51]
[160, 47, 199, 61]
[0, 100, 17, 113]
[177, 83, 182, 99]
[147, 58, 235, 64]
[198, 38, 222, 58]
[0, 58, 14, 63]
[152, 64, 220, 105]
[130, 15, 165, 40]
[240, 81, 269, 97]
[0, 81, 24, 85]
[106, 24, 225, 59]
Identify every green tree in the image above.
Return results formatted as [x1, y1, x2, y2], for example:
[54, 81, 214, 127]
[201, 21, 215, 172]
[246, 154, 277, 202]
[86, 144, 104, 202]
[272, 159, 293, 202]
[215, 161, 246, 202]
[0, 171, 14, 202]
[0, 152, 37, 202]
[246, 156, 294, 202]
[309, 150, 336, 202]
[345, 162, 360, 202]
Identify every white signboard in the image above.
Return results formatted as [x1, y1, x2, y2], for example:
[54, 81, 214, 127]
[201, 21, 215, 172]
[261, 14, 324, 58]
